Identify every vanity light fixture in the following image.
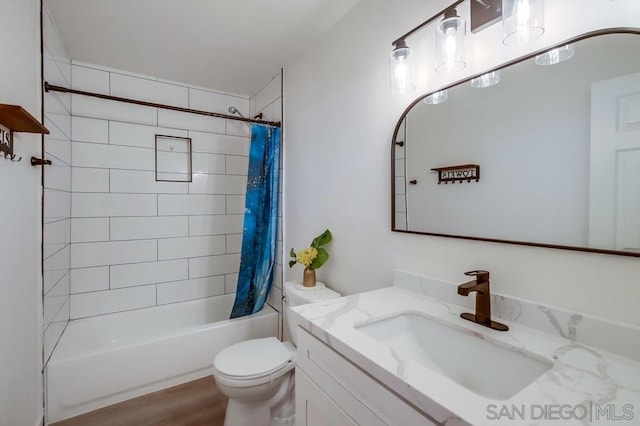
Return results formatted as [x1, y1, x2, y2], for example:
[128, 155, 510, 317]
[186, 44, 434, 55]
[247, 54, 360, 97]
[423, 90, 449, 105]
[534, 44, 575, 65]
[436, 9, 467, 73]
[502, 0, 545, 46]
[470, 70, 501, 88]
[389, 39, 415, 94]
[389, 0, 545, 94]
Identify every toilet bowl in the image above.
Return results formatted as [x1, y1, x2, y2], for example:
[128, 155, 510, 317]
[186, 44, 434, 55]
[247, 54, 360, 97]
[213, 281, 341, 426]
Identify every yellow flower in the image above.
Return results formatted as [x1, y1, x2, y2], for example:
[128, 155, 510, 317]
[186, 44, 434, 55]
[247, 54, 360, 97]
[296, 247, 318, 267]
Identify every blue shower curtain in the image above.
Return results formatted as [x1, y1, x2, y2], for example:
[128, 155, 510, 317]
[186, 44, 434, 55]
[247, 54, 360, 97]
[230, 125, 281, 318]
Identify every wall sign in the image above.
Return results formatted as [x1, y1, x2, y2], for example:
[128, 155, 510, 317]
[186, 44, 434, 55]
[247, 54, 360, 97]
[0, 124, 13, 157]
[431, 164, 480, 184]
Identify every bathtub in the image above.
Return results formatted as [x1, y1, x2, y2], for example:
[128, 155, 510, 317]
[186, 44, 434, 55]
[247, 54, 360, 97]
[46, 294, 278, 423]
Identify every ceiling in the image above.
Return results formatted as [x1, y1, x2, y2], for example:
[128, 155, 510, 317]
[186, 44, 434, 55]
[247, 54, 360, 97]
[45, 0, 360, 96]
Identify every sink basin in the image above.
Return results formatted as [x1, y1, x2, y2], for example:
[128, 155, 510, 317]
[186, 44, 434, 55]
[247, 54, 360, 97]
[355, 312, 552, 400]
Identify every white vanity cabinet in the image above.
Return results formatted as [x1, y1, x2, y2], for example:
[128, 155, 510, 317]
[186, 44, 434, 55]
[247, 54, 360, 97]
[295, 327, 436, 426]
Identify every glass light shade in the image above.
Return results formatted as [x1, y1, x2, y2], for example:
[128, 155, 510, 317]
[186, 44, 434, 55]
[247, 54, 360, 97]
[423, 90, 448, 105]
[535, 44, 575, 65]
[502, 0, 544, 46]
[389, 41, 415, 94]
[470, 71, 501, 88]
[436, 10, 466, 74]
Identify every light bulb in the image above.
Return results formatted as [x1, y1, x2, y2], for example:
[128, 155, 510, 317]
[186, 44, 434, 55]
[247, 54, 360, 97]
[423, 90, 448, 105]
[390, 41, 415, 94]
[515, 0, 532, 44]
[443, 28, 458, 61]
[502, 0, 544, 46]
[436, 9, 466, 73]
[535, 44, 574, 65]
[470, 71, 501, 88]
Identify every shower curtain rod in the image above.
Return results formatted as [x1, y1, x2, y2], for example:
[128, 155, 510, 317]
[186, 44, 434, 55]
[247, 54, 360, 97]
[44, 82, 281, 128]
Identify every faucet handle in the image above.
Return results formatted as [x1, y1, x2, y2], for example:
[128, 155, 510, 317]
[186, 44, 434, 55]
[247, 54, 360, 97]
[464, 270, 489, 277]
[464, 270, 490, 282]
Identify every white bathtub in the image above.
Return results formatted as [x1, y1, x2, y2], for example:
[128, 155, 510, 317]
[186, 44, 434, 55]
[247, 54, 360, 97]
[46, 294, 278, 424]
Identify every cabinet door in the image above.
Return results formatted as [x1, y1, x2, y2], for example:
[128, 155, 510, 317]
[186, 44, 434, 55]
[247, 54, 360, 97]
[296, 369, 357, 426]
[297, 328, 438, 426]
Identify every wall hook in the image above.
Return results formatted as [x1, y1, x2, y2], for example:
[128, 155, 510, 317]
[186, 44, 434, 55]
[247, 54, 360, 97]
[31, 156, 52, 166]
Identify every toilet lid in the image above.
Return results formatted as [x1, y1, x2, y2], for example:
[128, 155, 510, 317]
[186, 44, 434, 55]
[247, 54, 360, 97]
[214, 337, 293, 379]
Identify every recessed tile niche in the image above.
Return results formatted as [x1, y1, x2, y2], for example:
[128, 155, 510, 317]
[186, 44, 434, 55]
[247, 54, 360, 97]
[155, 135, 192, 182]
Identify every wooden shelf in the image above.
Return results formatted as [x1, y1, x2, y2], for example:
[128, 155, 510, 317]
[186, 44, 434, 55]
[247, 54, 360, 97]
[0, 104, 49, 134]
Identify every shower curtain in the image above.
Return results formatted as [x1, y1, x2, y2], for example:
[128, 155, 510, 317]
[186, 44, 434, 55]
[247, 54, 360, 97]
[230, 125, 281, 318]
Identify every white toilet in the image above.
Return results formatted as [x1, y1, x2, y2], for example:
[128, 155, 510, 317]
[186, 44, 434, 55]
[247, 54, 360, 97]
[213, 281, 341, 426]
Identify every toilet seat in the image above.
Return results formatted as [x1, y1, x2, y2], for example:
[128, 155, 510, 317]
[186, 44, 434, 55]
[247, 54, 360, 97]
[213, 338, 295, 388]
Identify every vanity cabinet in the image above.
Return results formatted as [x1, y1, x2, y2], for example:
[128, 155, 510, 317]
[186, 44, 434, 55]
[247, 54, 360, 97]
[295, 328, 436, 426]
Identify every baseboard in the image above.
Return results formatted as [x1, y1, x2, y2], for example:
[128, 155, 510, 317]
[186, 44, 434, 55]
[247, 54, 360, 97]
[36, 414, 44, 426]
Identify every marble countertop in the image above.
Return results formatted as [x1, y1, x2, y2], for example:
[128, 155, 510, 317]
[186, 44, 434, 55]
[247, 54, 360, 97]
[290, 284, 640, 425]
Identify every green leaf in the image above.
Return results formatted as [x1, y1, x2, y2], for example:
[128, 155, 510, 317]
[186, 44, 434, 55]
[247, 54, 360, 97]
[289, 248, 296, 258]
[311, 229, 332, 249]
[288, 260, 297, 268]
[310, 247, 329, 270]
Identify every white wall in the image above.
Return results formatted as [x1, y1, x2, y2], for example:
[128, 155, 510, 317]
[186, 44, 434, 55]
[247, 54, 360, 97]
[68, 62, 252, 319]
[0, 0, 44, 425]
[284, 0, 640, 326]
[43, 3, 72, 364]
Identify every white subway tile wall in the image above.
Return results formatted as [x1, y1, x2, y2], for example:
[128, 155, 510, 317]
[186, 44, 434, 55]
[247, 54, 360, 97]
[70, 218, 110, 243]
[225, 194, 246, 214]
[156, 276, 226, 305]
[188, 254, 241, 279]
[110, 216, 189, 241]
[190, 131, 250, 156]
[70, 267, 109, 294]
[225, 273, 239, 294]
[110, 73, 190, 107]
[188, 214, 244, 236]
[158, 194, 226, 216]
[394, 121, 408, 231]
[43, 5, 72, 363]
[110, 260, 188, 289]
[71, 168, 109, 193]
[71, 116, 108, 144]
[157, 235, 226, 260]
[70, 286, 156, 319]
[67, 62, 277, 320]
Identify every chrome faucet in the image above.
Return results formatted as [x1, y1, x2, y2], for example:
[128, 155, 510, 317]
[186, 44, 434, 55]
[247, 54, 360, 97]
[457, 270, 508, 331]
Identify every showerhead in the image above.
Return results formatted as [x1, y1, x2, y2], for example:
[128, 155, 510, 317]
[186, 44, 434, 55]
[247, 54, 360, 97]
[228, 106, 266, 127]
[228, 106, 252, 128]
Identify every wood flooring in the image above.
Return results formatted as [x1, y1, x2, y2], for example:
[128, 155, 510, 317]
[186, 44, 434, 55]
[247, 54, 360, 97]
[51, 376, 227, 426]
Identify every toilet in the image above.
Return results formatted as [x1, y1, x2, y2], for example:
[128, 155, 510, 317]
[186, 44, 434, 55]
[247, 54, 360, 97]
[213, 281, 341, 426]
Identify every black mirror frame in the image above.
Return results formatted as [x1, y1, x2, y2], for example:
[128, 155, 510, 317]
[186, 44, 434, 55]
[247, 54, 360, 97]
[391, 28, 640, 258]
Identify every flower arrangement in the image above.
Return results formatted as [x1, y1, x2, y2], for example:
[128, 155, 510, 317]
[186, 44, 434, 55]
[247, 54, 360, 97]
[289, 229, 332, 269]
[289, 229, 332, 286]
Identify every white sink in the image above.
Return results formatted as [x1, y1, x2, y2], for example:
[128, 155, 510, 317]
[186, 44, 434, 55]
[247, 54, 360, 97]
[355, 312, 552, 400]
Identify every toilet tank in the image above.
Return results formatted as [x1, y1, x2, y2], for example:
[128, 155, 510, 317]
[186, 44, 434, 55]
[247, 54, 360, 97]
[283, 281, 341, 345]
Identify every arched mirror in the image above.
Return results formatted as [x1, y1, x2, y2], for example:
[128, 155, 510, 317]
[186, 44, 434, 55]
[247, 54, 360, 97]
[392, 30, 640, 257]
